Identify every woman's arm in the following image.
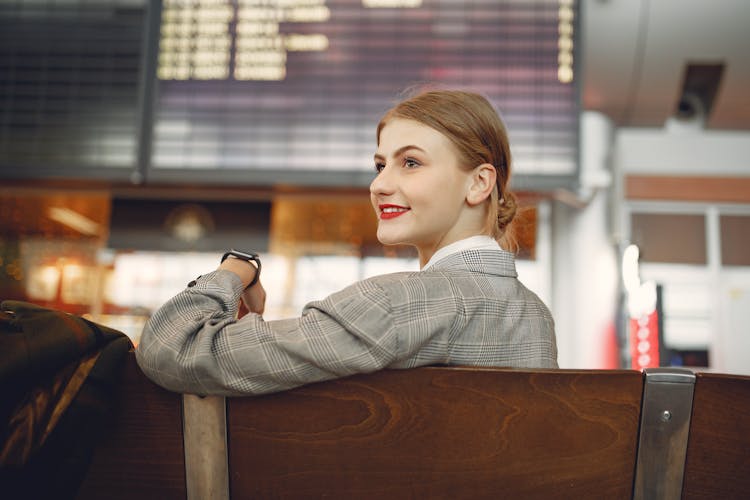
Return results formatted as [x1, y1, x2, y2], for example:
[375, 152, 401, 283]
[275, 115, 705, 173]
[135, 269, 400, 396]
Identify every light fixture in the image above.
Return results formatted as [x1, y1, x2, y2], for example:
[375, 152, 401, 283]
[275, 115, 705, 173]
[621, 244, 641, 294]
[47, 207, 100, 236]
[164, 203, 215, 243]
[557, 0, 574, 84]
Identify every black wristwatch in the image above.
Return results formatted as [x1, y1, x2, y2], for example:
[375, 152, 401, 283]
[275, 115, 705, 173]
[221, 249, 262, 287]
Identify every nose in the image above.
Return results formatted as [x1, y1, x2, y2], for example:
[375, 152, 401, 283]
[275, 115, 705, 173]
[370, 164, 394, 197]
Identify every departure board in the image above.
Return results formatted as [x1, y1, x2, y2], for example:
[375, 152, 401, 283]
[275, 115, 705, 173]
[151, 0, 579, 188]
[0, 0, 147, 177]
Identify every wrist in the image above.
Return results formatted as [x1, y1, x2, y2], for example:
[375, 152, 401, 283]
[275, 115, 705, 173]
[219, 258, 258, 288]
[219, 250, 261, 288]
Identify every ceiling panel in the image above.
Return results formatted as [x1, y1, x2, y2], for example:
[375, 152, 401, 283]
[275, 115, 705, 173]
[582, 0, 750, 130]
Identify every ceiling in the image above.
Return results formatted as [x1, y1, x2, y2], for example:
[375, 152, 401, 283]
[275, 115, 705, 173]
[581, 0, 750, 129]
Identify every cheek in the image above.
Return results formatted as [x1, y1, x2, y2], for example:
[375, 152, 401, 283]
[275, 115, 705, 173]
[370, 192, 379, 212]
[423, 172, 467, 207]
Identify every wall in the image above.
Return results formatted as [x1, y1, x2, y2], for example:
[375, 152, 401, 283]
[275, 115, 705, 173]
[613, 119, 750, 375]
[617, 120, 750, 176]
[551, 111, 620, 369]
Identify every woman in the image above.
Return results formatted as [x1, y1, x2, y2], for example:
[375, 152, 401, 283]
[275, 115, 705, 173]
[136, 89, 557, 396]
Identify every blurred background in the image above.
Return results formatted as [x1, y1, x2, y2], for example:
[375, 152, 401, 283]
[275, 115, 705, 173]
[0, 0, 748, 374]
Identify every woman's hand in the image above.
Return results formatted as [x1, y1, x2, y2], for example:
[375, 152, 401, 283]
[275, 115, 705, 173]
[219, 257, 266, 315]
[241, 280, 266, 315]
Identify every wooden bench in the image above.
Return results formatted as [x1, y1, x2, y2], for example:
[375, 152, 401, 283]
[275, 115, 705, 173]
[75, 353, 750, 499]
[683, 373, 750, 499]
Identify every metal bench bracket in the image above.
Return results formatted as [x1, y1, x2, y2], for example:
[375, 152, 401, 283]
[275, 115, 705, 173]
[633, 368, 696, 500]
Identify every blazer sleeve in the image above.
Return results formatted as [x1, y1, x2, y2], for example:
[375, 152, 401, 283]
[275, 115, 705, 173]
[135, 269, 400, 396]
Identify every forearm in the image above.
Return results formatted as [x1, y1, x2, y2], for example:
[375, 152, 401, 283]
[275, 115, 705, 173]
[136, 269, 246, 394]
[135, 273, 401, 397]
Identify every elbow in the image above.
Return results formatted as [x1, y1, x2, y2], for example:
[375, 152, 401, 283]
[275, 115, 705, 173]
[134, 321, 161, 380]
[134, 330, 187, 393]
[134, 340, 166, 388]
[135, 346, 195, 394]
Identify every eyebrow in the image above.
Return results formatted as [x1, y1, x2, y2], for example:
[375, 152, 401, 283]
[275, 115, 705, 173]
[374, 144, 427, 162]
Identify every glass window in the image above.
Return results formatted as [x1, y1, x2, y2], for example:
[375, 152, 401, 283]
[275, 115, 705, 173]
[630, 213, 706, 264]
[720, 215, 750, 266]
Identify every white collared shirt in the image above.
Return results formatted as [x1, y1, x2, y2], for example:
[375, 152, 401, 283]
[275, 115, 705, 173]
[421, 235, 500, 270]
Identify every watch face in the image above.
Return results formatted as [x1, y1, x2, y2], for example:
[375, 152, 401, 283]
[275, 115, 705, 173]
[221, 249, 259, 263]
[221, 250, 262, 287]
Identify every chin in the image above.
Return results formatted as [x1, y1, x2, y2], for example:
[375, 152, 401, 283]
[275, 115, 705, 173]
[376, 230, 406, 247]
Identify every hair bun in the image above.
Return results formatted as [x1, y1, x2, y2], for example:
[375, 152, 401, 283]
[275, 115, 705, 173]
[496, 191, 519, 252]
[496, 191, 517, 231]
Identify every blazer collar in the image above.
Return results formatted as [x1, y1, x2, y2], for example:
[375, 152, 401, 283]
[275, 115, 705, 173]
[428, 248, 518, 278]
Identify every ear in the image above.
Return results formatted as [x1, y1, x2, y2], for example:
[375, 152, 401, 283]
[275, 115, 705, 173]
[466, 163, 496, 206]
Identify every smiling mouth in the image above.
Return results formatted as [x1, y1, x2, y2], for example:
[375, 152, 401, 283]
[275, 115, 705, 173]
[379, 205, 410, 220]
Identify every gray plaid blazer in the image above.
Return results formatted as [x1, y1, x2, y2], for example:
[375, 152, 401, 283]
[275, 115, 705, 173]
[136, 248, 557, 396]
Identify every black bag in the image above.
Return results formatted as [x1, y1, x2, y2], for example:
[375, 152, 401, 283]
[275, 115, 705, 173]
[0, 301, 133, 500]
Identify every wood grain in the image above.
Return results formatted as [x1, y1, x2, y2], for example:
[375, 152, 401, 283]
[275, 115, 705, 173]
[682, 372, 750, 499]
[76, 352, 186, 500]
[227, 367, 643, 499]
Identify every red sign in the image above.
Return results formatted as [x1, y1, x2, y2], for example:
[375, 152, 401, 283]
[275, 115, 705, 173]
[630, 310, 660, 370]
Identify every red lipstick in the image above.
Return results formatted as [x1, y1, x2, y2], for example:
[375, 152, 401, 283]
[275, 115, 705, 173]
[379, 204, 410, 220]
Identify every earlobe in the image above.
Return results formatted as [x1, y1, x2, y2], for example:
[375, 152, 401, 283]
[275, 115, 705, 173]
[466, 163, 497, 206]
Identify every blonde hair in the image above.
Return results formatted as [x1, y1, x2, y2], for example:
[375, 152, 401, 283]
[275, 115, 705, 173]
[377, 89, 518, 250]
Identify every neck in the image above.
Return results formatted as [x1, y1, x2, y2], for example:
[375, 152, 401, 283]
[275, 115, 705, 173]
[418, 252, 430, 269]
[417, 208, 490, 267]
[417, 233, 495, 268]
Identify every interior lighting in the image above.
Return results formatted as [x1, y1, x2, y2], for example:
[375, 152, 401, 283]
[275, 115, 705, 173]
[557, 0, 574, 84]
[26, 265, 60, 301]
[61, 263, 93, 305]
[47, 207, 100, 236]
[558, 36, 573, 51]
[558, 66, 573, 83]
[558, 5, 573, 21]
[621, 244, 641, 294]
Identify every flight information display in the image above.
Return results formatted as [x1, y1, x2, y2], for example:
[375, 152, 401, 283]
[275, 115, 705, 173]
[0, 0, 146, 175]
[151, 0, 578, 187]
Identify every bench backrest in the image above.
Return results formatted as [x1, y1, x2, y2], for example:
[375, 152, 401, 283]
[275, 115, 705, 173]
[227, 367, 642, 499]
[682, 373, 750, 499]
[76, 353, 186, 499]
[76, 353, 750, 499]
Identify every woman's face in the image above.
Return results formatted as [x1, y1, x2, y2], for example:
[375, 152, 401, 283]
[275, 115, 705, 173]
[370, 118, 475, 264]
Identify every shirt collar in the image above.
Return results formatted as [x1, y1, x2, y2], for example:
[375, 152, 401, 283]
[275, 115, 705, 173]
[422, 235, 500, 270]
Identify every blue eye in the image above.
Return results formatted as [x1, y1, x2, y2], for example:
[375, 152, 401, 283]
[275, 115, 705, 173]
[404, 158, 420, 168]
[374, 162, 385, 173]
